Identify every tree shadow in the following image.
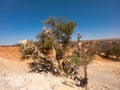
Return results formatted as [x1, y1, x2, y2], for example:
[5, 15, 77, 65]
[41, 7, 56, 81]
[27, 61, 59, 76]
[28, 62, 48, 73]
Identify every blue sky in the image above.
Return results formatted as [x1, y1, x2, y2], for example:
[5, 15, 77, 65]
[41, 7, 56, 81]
[0, 0, 120, 45]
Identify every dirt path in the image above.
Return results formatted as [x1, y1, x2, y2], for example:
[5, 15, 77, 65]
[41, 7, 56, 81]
[87, 60, 120, 90]
[0, 57, 120, 90]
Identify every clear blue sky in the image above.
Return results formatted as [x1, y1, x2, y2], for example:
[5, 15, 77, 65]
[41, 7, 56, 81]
[0, 0, 120, 45]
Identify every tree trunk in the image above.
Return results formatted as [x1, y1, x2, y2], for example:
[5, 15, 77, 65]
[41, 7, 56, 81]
[51, 45, 65, 76]
[84, 65, 88, 90]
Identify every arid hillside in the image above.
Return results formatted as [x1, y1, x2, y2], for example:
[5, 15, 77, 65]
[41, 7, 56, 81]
[0, 46, 21, 61]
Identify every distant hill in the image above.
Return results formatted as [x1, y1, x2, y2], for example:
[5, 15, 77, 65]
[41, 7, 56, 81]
[81, 38, 120, 42]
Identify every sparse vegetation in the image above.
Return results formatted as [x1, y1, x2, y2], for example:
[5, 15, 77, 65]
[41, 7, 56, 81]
[84, 40, 120, 61]
[110, 42, 120, 60]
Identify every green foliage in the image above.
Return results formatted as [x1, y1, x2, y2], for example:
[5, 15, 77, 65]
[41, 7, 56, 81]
[79, 52, 93, 66]
[35, 37, 53, 54]
[43, 16, 76, 44]
[42, 37, 53, 49]
[70, 53, 81, 66]
[70, 46, 94, 67]
[56, 49, 65, 60]
[43, 16, 57, 27]
[58, 21, 76, 35]
[36, 16, 77, 55]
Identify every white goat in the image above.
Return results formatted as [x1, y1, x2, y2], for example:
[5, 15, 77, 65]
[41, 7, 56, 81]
[18, 40, 29, 47]
[42, 26, 46, 31]
[78, 42, 82, 47]
[45, 28, 52, 34]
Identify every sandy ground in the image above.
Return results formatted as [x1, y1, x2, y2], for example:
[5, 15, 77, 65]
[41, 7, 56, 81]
[0, 46, 120, 90]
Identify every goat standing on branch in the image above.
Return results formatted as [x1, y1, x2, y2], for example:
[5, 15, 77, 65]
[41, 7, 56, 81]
[18, 40, 30, 47]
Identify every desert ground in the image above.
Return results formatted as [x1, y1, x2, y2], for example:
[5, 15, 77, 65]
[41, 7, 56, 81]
[0, 46, 120, 90]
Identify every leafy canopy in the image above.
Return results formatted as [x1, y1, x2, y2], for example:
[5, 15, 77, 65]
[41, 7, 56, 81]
[43, 16, 77, 43]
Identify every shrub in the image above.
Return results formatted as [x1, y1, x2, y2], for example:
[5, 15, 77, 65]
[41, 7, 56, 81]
[111, 43, 120, 60]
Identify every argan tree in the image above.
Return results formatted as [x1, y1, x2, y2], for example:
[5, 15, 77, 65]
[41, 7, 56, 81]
[20, 16, 94, 87]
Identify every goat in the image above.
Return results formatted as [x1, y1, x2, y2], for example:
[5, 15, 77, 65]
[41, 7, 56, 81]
[42, 25, 46, 31]
[74, 76, 88, 87]
[78, 42, 82, 47]
[44, 28, 52, 34]
[18, 39, 29, 47]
